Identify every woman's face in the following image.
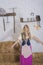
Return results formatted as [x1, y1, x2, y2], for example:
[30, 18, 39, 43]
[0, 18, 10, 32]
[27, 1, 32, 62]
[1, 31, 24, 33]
[24, 26, 29, 32]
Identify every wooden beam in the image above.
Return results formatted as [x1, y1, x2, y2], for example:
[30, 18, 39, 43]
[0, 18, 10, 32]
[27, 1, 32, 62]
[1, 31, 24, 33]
[0, 12, 16, 17]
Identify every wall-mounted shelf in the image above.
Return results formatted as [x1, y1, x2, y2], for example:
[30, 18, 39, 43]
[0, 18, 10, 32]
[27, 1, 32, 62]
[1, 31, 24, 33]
[0, 12, 16, 16]
[20, 15, 41, 30]
[20, 20, 36, 23]
[0, 12, 16, 32]
[20, 15, 41, 23]
[20, 18, 38, 23]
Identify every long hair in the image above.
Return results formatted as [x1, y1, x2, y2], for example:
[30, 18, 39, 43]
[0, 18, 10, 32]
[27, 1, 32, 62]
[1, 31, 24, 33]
[21, 25, 31, 40]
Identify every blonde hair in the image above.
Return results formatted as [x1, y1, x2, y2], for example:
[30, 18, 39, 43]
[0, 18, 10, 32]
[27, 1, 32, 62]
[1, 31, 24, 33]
[22, 25, 31, 39]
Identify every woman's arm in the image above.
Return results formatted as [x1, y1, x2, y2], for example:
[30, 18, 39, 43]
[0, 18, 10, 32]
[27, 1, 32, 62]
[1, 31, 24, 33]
[31, 35, 43, 45]
[11, 39, 20, 48]
[11, 34, 21, 48]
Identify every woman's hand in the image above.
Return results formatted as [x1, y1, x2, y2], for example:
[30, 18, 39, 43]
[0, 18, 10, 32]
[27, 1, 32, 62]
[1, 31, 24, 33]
[11, 39, 20, 48]
[41, 42, 43, 45]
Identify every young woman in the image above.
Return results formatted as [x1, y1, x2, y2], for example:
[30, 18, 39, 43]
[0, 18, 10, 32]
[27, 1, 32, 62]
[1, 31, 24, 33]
[11, 24, 43, 65]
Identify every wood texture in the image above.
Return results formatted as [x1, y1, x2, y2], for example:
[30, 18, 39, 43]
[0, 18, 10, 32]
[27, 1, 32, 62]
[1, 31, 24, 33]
[0, 41, 43, 65]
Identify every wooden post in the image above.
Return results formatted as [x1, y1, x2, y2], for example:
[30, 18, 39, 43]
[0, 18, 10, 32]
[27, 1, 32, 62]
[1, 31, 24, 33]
[13, 16, 15, 33]
[13, 8, 15, 33]
[3, 17, 6, 31]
